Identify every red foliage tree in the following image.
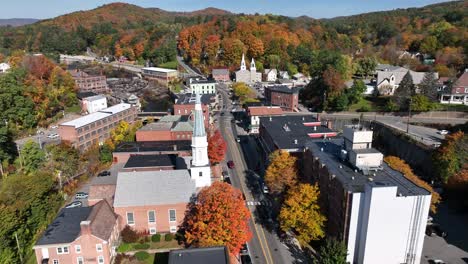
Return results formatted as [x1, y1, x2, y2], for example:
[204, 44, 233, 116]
[182, 182, 252, 255]
[207, 130, 227, 164]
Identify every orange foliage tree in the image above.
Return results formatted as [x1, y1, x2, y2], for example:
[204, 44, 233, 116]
[207, 130, 227, 164]
[265, 150, 298, 194]
[433, 131, 467, 183]
[384, 156, 441, 213]
[181, 181, 252, 255]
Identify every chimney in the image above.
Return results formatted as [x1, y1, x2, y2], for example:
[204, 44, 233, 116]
[80, 220, 91, 236]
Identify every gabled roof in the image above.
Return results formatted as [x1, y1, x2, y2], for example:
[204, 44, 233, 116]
[377, 70, 438, 86]
[455, 72, 468, 88]
[114, 170, 196, 207]
[212, 68, 229, 75]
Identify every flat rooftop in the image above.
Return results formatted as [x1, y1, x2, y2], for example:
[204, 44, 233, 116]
[266, 85, 299, 94]
[114, 141, 192, 153]
[190, 79, 216, 84]
[84, 94, 106, 102]
[169, 246, 230, 264]
[60, 103, 132, 128]
[142, 67, 177, 73]
[260, 115, 336, 151]
[176, 93, 214, 105]
[305, 138, 430, 196]
[139, 122, 174, 131]
[124, 154, 177, 169]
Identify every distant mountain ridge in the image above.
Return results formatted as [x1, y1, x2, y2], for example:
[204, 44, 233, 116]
[0, 18, 39, 27]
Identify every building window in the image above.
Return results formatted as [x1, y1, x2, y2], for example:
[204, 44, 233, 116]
[77, 257, 84, 264]
[199, 172, 203, 177]
[96, 243, 103, 252]
[169, 209, 176, 222]
[149, 227, 157, 234]
[56, 246, 69, 254]
[170, 226, 177, 233]
[53, 260, 59, 264]
[75, 245, 81, 253]
[127, 212, 135, 225]
[98, 256, 104, 264]
[148, 210, 156, 223]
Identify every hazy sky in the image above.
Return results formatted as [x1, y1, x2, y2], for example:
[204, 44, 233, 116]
[0, 0, 451, 19]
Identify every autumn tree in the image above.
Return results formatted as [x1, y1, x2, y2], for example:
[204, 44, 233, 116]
[21, 140, 45, 174]
[279, 183, 326, 245]
[385, 156, 441, 213]
[232, 82, 256, 104]
[355, 57, 377, 78]
[265, 150, 298, 194]
[316, 237, 348, 264]
[419, 71, 438, 101]
[207, 130, 227, 164]
[181, 182, 252, 255]
[433, 131, 467, 183]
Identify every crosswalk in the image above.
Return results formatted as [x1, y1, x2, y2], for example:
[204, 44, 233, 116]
[246, 200, 272, 206]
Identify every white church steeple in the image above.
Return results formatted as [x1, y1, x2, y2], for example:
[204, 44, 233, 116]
[240, 53, 247, 71]
[250, 58, 256, 71]
[190, 93, 211, 187]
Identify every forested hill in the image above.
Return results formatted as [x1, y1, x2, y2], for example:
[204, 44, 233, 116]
[0, 18, 39, 27]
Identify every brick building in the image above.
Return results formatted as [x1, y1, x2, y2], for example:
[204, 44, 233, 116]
[174, 93, 213, 127]
[141, 67, 178, 86]
[112, 140, 192, 165]
[59, 103, 137, 151]
[33, 200, 118, 264]
[246, 105, 283, 134]
[69, 69, 109, 94]
[264, 85, 299, 111]
[135, 115, 193, 142]
[212, 68, 230, 82]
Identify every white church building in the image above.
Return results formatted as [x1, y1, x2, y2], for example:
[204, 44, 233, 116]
[235, 54, 262, 84]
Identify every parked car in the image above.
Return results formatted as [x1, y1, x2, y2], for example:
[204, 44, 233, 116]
[222, 170, 229, 178]
[236, 137, 241, 143]
[36, 130, 45, 135]
[426, 224, 447, 238]
[50, 125, 58, 129]
[429, 260, 446, 264]
[262, 184, 270, 194]
[227, 160, 235, 169]
[47, 133, 59, 139]
[224, 177, 232, 185]
[437, 130, 449, 135]
[240, 243, 249, 255]
[240, 255, 252, 264]
[65, 201, 82, 208]
[75, 192, 89, 199]
[97, 171, 111, 177]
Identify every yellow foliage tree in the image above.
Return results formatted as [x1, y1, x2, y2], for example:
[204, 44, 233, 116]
[384, 156, 440, 213]
[265, 150, 298, 194]
[232, 82, 256, 104]
[279, 183, 326, 245]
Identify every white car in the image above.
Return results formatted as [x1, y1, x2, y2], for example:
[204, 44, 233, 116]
[75, 192, 89, 199]
[47, 133, 59, 139]
[50, 125, 58, 129]
[65, 201, 82, 208]
[437, 130, 449, 135]
[429, 260, 446, 264]
[262, 184, 270, 194]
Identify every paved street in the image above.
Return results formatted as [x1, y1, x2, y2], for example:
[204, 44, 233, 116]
[217, 83, 310, 264]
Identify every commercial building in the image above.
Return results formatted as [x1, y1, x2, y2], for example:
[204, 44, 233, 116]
[59, 103, 137, 151]
[303, 126, 431, 264]
[174, 93, 212, 127]
[212, 68, 230, 82]
[264, 85, 299, 111]
[246, 105, 283, 134]
[189, 78, 216, 94]
[81, 94, 107, 114]
[69, 70, 109, 94]
[439, 71, 468, 105]
[235, 54, 262, 83]
[135, 115, 193, 142]
[112, 140, 192, 165]
[141, 67, 178, 86]
[33, 200, 118, 264]
[168, 246, 230, 264]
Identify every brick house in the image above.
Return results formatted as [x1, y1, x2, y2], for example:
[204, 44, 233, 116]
[439, 71, 468, 105]
[135, 116, 193, 142]
[69, 69, 109, 94]
[212, 68, 230, 82]
[113, 170, 197, 234]
[264, 85, 299, 112]
[33, 200, 118, 264]
[59, 103, 137, 151]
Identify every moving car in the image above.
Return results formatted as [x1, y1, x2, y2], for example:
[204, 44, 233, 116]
[47, 133, 59, 139]
[429, 260, 446, 264]
[437, 130, 449, 135]
[75, 192, 89, 199]
[97, 171, 111, 177]
[65, 201, 82, 208]
[240, 243, 249, 255]
[227, 160, 235, 169]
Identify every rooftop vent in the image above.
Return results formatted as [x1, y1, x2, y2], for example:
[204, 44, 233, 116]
[294, 139, 298, 144]
[283, 124, 290, 131]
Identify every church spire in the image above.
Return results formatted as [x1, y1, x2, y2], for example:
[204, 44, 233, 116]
[240, 53, 246, 71]
[190, 92, 211, 187]
[193, 93, 206, 137]
[250, 58, 256, 71]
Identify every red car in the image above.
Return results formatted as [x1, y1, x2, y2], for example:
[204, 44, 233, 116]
[227, 160, 235, 169]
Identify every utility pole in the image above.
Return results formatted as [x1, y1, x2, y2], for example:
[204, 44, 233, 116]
[16, 145, 23, 170]
[14, 232, 23, 264]
[406, 97, 412, 134]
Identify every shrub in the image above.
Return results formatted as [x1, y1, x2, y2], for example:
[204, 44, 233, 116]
[135, 251, 150, 261]
[165, 233, 174, 241]
[133, 243, 150, 250]
[151, 234, 161, 242]
[117, 243, 132, 253]
[357, 105, 370, 112]
[114, 253, 135, 264]
[121, 225, 139, 243]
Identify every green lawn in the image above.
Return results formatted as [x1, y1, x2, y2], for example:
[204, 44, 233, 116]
[65, 104, 82, 114]
[117, 239, 180, 253]
[158, 61, 178, 69]
[433, 103, 468, 112]
[348, 96, 388, 112]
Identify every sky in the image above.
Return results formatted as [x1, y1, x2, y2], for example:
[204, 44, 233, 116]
[0, 0, 452, 19]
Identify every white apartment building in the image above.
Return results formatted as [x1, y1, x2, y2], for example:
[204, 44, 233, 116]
[189, 79, 216, 94]
[82, 94, 107, 114]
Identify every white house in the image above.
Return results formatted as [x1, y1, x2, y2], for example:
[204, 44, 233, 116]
[82, 95, 107, 114]
[263, 69, 277, 82]
[376, 69, 438, 95]
[279, 71, 290, 80]
[189, 79, 216, 94]
[0, 63, 11, 73]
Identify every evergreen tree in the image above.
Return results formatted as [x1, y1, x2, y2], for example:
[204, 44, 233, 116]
[21, 140, 45, 174]
[419, 71, 438, 101]
[316, 237, 348, 264]
[393, 71, 415, 110]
